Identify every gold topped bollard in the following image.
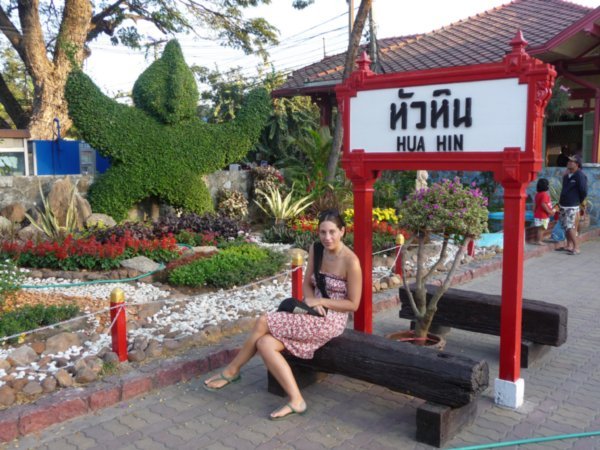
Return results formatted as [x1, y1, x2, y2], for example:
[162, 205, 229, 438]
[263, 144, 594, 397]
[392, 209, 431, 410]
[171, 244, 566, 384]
[110, 287, 128, 362]
[395, 233, 405, 278]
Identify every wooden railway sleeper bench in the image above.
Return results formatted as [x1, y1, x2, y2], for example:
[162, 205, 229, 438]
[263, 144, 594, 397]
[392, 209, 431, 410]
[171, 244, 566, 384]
[267, 329, 489, 447]
[399, 286, 568, 368]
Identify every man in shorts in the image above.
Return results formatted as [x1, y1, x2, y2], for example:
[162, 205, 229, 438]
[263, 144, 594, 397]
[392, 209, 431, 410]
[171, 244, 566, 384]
[557, 155, 587, 255]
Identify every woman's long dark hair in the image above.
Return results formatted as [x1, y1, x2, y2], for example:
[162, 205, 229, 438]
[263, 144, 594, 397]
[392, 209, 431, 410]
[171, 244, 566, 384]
[317, 209, 345, 229]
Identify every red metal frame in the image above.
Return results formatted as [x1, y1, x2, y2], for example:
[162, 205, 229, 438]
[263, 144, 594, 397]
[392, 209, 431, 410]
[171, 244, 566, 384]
[336, 31, 556, 383]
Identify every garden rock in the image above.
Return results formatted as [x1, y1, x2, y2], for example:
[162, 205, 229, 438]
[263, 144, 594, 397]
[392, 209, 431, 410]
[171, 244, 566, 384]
[11, 379, 27, 392]
[0, 359, 11, 371]
[120, 256, 162, 274]
[41, 377, 57, 393]
[22, 381, 43, 397]
[192, 246, 218, 255]
[0, 386, 16, 406]
[74, 195, 93, 227]
[30, 341, 46, 355]
[128, 350, 146, 363]
[102, 352, 120, 364]
[136, 303, 162, 320]
[17, 224, 42, 241]
[85, 213, 117, 229]
[162, 339, 182, 351]
[145, 341, 163, 358]
[7, 346, 38, 366]
[44, 332, 81, 355]
[0, 215, 11, 232]
[54, 369, 73, 387]
[0, 202, 26, 222]
[75, 367, 97, 384]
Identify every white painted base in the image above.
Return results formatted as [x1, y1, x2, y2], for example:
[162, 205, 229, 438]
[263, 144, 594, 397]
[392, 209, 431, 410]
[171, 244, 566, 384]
[495, 378, 524, 409]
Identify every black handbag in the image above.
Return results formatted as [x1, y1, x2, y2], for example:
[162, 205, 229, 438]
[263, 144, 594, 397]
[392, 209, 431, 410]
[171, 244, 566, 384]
[277, 297, 323, 316]
[277, 241, 330, 317]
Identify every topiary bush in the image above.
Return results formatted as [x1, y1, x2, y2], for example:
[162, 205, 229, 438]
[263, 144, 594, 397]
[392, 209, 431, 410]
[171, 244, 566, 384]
[65, 39, 271, 221]
[168, 243, 286, 288]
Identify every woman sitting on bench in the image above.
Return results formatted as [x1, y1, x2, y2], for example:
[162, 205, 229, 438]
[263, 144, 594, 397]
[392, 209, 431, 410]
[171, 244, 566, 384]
[203, 209, 362, 420]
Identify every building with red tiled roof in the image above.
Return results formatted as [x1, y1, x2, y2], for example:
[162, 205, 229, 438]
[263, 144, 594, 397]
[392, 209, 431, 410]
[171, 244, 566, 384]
[273, 0, 600, 164]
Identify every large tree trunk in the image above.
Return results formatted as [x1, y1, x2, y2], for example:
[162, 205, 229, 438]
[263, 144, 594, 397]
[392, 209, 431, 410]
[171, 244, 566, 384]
[15, 0, 92, 138]
[325, 0, 372, 182]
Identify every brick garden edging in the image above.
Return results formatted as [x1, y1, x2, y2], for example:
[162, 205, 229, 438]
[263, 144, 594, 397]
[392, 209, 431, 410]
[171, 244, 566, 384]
[0, 345, 241, 443]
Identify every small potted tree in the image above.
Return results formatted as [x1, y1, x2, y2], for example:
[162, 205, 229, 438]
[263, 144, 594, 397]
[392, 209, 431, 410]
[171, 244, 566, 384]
[395, 177, 489, 344]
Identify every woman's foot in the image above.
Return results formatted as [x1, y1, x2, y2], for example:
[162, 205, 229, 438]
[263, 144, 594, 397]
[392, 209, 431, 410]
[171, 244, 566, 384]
[532, 241, 545, 246]
[203, 370, 241, 391]
[269, 401, 307, 420]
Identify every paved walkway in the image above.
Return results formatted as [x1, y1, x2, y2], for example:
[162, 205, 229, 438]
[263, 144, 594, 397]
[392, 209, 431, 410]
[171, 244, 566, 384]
[3, 239, 600, 450]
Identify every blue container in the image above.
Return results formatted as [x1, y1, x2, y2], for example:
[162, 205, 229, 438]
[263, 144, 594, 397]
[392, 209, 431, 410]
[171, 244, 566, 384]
[32, 140, 110, 175]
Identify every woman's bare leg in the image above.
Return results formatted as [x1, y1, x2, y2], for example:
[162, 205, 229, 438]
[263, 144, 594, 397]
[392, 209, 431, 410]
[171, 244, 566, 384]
[204, 315, 269, 389]
[256, 334, 306, 418]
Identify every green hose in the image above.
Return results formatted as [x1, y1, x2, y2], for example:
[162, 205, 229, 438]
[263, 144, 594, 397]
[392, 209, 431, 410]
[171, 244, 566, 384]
[451, 430, 600, 449]
[20, 264, 165, 289]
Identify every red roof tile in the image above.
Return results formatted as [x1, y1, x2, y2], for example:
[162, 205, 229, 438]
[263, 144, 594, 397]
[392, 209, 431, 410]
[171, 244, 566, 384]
[273, 0, 594, 97]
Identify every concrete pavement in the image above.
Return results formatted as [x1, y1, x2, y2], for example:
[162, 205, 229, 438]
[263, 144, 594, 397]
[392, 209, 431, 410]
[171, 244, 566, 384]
[3, 237, 600, 449]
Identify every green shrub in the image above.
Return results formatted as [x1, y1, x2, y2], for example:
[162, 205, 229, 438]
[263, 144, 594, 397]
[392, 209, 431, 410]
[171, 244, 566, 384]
[0, 304, 80, 341]
[168, 243, 286, 288]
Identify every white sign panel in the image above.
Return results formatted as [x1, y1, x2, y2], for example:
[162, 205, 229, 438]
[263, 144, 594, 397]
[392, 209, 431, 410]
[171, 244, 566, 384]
[349, 78, 528, 153]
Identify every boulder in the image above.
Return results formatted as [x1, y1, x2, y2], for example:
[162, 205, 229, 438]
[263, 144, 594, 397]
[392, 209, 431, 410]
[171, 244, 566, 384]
[120, 256, 162, 274]
[41, 376, 57, 393]
[17, 224, 42, 241]
[127, 349, 146, 363]
[145, 341, 163, 358]
[74, 195, 92, 228]
[0, 359, 10, 371]
[102, 352, 120, 364]
[46, 177, 91, 229]
[7, 345, 38, 366]
[47, 177, 75, 227]
[75, 367, 97, 384]
[44, 332, 81, 355]
[0, 385, 16, 406]
[22, 381, 43, 396]
[55, 369, 73, 387]
[0, 216, 12, 233]
[85, 213, 117, 229]
[1, 202, 26, 223]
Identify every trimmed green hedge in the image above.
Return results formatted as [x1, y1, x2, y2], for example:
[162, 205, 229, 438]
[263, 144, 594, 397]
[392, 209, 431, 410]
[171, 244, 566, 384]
[65, 40, 271, 221]
[168, 243, 286, 288]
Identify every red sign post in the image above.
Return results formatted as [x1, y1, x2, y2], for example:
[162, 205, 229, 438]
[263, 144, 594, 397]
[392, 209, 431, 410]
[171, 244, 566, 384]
[336, 31, 555, 408]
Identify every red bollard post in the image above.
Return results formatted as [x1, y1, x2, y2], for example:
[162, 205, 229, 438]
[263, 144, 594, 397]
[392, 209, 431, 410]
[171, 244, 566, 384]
[395, 233, 405, 278]
[467, 239, 476, 257]
[291, 252, 304, 300]
[110, 287, 128, 362]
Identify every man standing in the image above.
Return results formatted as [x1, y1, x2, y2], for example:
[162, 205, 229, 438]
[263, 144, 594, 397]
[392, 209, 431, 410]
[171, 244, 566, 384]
[556, 155, 587, 255]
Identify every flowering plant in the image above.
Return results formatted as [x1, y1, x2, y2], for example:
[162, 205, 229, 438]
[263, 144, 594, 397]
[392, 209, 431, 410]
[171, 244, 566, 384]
[397, 178, 488, 341]
[1, 232, 181, 271]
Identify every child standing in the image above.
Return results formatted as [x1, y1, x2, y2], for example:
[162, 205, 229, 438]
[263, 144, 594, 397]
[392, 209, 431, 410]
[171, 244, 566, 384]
[533, 178, 553, 245]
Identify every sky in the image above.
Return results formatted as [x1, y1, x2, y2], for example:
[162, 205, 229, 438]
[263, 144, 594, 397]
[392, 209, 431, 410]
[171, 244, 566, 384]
[85, 0, 600, 96]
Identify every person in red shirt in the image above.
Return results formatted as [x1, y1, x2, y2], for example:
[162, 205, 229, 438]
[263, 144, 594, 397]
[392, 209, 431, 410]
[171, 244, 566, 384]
[533, 178, 553, 245]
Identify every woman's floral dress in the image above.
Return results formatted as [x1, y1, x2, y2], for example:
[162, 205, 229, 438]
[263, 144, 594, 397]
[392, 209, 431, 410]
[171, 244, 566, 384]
[267, 272, 348, 359]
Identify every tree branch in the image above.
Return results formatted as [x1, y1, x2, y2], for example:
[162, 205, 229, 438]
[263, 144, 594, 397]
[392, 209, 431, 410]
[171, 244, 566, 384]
[0, 72, 29, 128]
[400, 236, 423, 320]
[424, 235, 449, 280]
[0, 5, 26, 61]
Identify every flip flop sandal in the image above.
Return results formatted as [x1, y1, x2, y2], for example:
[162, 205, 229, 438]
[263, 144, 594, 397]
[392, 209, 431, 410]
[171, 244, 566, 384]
[269, 402, 308, 421]
[554, 247, 570, 252]
[203, 372, 241, 392]
[567, 250, 580, 255]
